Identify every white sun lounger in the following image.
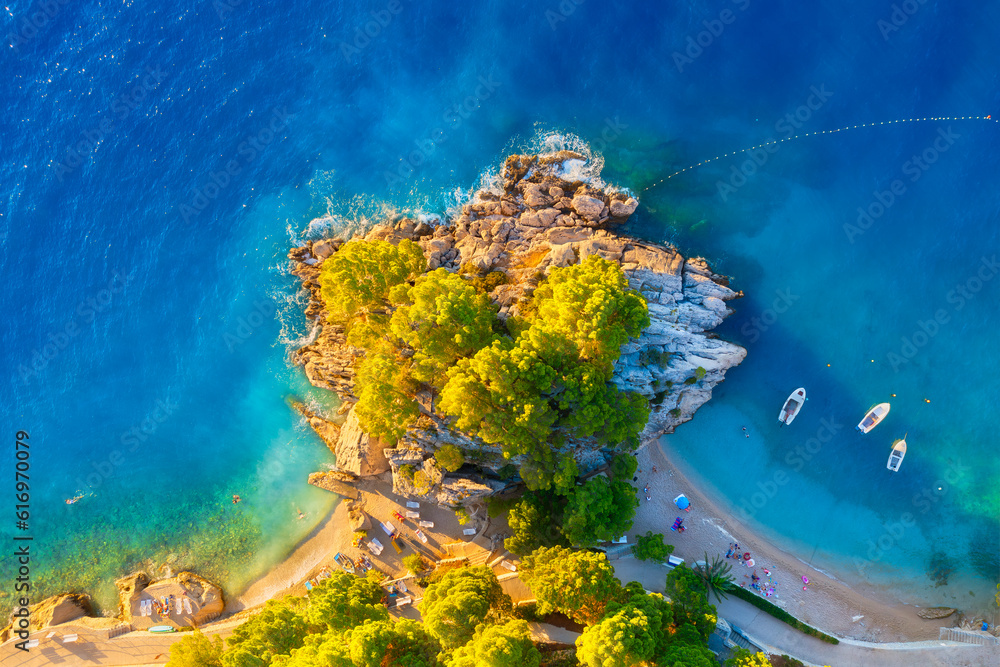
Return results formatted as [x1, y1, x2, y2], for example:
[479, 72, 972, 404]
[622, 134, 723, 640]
[395, 596, 412, 608]
[405, 501, 420, 509]
[368, 537, 384, 555]
[418, 520, 434, 528]
[381, 521, 396, 536]
[415, 529, 428, 543]
[184, 598, 193, 615]
[462, 528, 477, 536]
[175, 598, 183, 614]
[405, 511, 419, 519]
[501, 560, 517, 572]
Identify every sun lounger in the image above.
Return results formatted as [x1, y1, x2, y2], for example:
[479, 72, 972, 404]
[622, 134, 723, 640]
[391, 538, 403, 554]
[23, 639, 39, 648]
[415, 529, 428, 543]
[398, 580, 408, 593]
[382, 521, 396, 536]
[395, 596, 412, 608]
[405, 501, 420, 509]
[175, 598, 183, 614]
[368, 537, 384, 555]
[462, 528, 477, 536]
[305, 580, 314, 591]
[63, 634, 78, 643]
[405, 511, 419, 519]
[418, 520, 434, 528]
[501, 560, 517, 572]
[184, 598, 193, 615]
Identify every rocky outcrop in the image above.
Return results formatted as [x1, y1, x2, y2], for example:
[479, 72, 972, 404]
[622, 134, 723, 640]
[290, 151, 745, 507]
[116, 571, 223, 627]
[0, 593, 93, 641]
[308, 471, 360, 499]
[917, 607, 956, 620]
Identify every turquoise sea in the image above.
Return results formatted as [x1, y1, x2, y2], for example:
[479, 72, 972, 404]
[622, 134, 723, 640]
[1, 0, 997, 617]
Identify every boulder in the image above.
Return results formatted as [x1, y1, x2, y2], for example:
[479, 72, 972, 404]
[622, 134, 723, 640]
[335, 407, 391, 477]
[523, 183, 553, 209]
[609, 197, 639, 219]
[312, 240, 335, 260]
[345, 500, 372, 531]
[571, 194, 606, 220]
[917, 607, 956, 620]
[0, 593, 94, 641]
[308, 471, 360, 499]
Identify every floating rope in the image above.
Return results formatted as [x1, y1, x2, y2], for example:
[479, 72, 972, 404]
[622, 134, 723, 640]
[643, 115, 996, 192]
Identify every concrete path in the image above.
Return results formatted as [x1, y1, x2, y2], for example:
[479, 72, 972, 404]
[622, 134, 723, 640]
[611, 557, 998, 667]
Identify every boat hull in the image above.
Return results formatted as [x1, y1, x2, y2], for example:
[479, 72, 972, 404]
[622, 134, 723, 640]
[778, 388, 806, 425]
[857, 402, 890, 433]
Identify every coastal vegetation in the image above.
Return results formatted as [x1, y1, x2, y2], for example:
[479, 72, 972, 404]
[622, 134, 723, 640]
[631, 531, 674, 563]
[317, 238, 651, 544]
[167, 549, 724, 667]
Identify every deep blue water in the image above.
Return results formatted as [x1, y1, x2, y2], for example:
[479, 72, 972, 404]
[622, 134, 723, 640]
[1, 0, 997, 614]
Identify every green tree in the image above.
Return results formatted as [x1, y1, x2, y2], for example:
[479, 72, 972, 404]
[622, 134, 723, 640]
[447, 619, 541, 667]
[167, 631, 224, 667]
[223, 597, 309, 667]
[528, 255, 649, 372]
[519, 546, 624, 625]
[353, 348, 420, 443]
[420, 565, 512, 649]
[609, 454, 638, 481]
[390, 268, 497, 389]
[575, 603, 656, 667]
[318, 239, 425, 327]
[504, 493, 566, 557]
[693, 552, 734, 604]
[561, 476, 638, 547]
[402, 553, 425, 575]
[631, 531, 674, 563]
[304, 571, 388, 632]
[272, 633, 352, 667]
[434, 444, 465, 472]
[346, 619, 440, 667]
[663, 565, 718, 642]
[725, 648, 772, 667]
[657, 631, 717, 667]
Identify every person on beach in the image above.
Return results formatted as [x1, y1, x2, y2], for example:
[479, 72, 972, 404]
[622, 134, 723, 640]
[726, 544, 734, 558]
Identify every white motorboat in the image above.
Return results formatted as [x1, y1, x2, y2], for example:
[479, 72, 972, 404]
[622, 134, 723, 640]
[857, 402, 890, 433]
[778, 388, 807, 425]
[887, 435, 907, 472]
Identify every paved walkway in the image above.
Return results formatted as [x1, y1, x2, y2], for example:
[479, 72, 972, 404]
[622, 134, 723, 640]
[611, 558, 998, 667]
[0, 618, 239, 667]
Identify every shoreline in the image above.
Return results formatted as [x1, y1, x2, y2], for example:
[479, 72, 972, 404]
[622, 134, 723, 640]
[632, 438, 951, 642]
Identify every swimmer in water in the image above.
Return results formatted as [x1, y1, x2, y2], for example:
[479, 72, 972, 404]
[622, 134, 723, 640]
[65, 492, 85, 505]
[297, 508, 305, 520]
[232, 495, 241, 504]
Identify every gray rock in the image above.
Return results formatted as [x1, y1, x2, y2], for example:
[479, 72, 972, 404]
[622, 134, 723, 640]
[572, 194, 605, 220]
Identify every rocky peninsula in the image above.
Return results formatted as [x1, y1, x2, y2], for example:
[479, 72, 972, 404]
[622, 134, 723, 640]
[289, 151, 747, 509]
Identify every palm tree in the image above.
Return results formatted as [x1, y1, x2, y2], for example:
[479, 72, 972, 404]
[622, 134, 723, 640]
[694, 552, 734, 603]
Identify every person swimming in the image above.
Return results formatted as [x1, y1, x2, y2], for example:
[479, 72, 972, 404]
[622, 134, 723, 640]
[232, 495, 241, 504]
[65, 492, 85, 504]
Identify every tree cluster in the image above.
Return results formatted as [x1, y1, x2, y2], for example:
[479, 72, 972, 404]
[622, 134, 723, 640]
[318, 240, 650, 500]
[519, 547, 723, 667]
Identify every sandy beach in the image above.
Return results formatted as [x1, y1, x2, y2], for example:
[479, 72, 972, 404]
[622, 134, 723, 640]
[630, 440, 952, 642]
[225, 472, 501, 616]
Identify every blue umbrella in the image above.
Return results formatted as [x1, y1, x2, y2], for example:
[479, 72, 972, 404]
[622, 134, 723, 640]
[673, 494, 690, 510]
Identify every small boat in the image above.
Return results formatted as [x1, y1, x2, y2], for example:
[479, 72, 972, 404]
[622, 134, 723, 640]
[778, 388, 807, 425]
[334, 552, 355, 574]
[857, 402, 890, 433]
[887, 435, 907, 472]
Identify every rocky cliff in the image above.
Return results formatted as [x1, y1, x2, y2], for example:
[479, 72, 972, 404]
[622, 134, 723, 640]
[290, 151, 746, 507]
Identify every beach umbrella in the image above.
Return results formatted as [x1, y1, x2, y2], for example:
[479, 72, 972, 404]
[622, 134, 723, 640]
[673, 494, 690, 510]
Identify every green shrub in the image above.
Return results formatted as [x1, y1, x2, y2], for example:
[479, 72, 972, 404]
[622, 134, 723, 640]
[651, 391, 667, 406]
[631, 531, 673, 563]
[413, 470, 432, 494]
[669, 408, 682, 418]
[455, 507, 470, 525]
[723, 583, 839, 644]
[497, 464, 518, 480]
[398, 464, 416, 482]
[684, 376, 698, 385]
[694, 366, 706, 380]
[403, 553, 425, 575]
[434, 444, 465, 472]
